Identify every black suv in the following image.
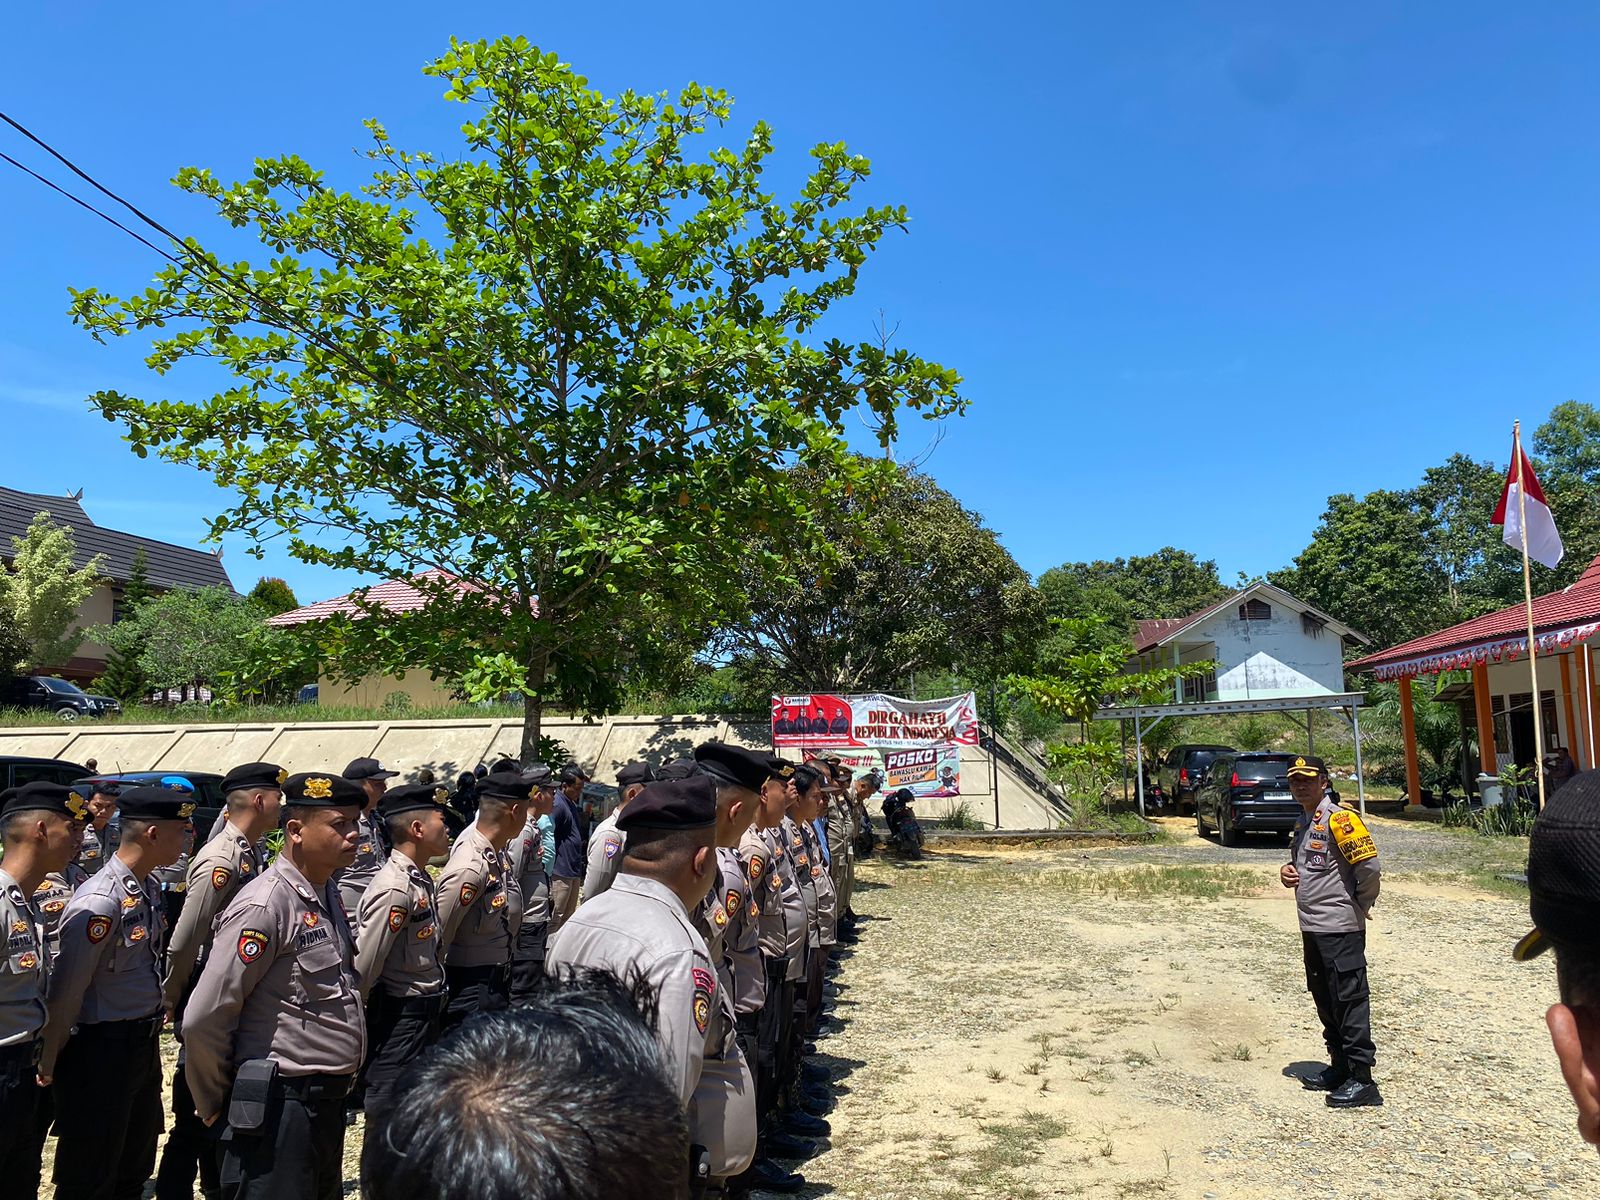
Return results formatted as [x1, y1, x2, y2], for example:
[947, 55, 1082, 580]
[1157, 744, 1235, 814]
[0, 755, 91, 790]
[0, 676, 118, 721]
[1194, 752, 1305, 846]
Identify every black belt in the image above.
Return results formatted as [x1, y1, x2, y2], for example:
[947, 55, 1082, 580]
[735, 1012, 760, 1036]
[277, 1072, 355, 1101]
[79, 1014, 162, 1041]
[0, 1038, 41, 1066]
[385, 991, 448, 1018]
[448, 962, 510, 986]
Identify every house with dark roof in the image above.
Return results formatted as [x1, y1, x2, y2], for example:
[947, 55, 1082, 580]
[0, 485, 233, 681]
[1347, 552, 1600, 802]
[1130, 581, 1368, 703]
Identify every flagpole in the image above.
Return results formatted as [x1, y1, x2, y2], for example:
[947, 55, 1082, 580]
[1513, 420, 1548, 812]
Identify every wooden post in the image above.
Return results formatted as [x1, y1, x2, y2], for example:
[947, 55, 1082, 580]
[1561, 651, 1579, 768]
[1582, 645, 1597, 770]
[1473, 660, 1496, 776]
[1398, 676, 1422, 807]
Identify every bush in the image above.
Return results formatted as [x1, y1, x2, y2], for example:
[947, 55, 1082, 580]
[380, 691, 414, 716]
[941, 800, 983, 831]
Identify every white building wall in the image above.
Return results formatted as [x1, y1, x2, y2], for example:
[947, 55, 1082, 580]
[1190, 603, 1347, 699]
[1483, 655, 1575, 757]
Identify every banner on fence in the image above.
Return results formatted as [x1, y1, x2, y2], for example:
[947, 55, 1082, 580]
[800, 744, 963, 800]
[770, 691, 979, 750]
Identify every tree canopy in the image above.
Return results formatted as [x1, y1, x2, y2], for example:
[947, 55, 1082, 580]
[0, 512, 102, 672]
[1037, 547, 1230, 635]
[70, 37, 962, 752]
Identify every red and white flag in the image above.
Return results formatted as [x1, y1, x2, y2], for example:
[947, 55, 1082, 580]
[1492, 441, 1564, 569]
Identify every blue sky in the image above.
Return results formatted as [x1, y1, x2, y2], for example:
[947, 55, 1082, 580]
[3, 3, 1598, 606]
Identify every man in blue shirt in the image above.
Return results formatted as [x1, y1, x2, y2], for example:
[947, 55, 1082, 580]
[548, 764, 590, 933]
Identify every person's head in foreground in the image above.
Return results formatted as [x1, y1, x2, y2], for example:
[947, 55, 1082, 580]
[363, 968, 689, 1200]
[1514, 768, 1600, 1151]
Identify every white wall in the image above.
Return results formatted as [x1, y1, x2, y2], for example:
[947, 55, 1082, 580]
[1190, 601, 1347, 699]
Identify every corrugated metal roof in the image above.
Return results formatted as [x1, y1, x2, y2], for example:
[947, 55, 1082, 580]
[0, 486, 233, 591]
[1348, 553, 1600, 674]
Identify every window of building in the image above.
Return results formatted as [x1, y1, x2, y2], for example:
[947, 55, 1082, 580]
[1239, 598, 1272, 621]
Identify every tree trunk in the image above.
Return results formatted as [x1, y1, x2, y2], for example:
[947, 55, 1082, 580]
[519, 646, 550, 762]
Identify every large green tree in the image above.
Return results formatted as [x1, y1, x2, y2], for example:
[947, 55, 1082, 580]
[1037, 547, 1229, 635]
[93, 586, 296, 700]
[0, 512, 104, 671]
[711, 459, 1043, 694]
[70, 38, 961, 754]
[1532, 402, 1600, 585]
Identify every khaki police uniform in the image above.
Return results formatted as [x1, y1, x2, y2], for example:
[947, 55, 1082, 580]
[334, 811, 388, 922]
[32, 863, 87, 967]
[582, 809, 626, 900]
[507, 810, 553, 1002]
[0, 867, 48, 1188]
[76, 819, 115, 876]
[436, 823, 520, 1026]
[354, 845, 445, 1120]
[184, 852, 366, 1200]
[42, 853, 168, 1200]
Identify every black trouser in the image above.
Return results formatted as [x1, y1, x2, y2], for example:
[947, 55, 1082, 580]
[52, 1016, 164, 1200]
[161, 889, 187, 972]
[442, 961, 511, 1032]
[509, 920, 549, 1003]
[0, 1039, 42, 1200]
[362, 990, 446, 1125]
[218, 1073, 352, 1200]
[1302, 930, 1376, 1080]
[155, 1048, 221, 1200]
[753, 956, 789, 1125]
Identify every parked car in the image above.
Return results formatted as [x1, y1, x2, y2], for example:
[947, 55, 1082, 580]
[1193, 751, 1313, 846]
[83, 771, 227, 838]
[83, 693, 124, 716]
[1157, 744, 1236, 815]
[0, 755, 91, 790]
[0, 676, 117, 721]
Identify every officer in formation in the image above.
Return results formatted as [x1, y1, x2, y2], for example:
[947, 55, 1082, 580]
[158, 761, 286, 1200]
[76, 779, 121, 876]
[335, 757, 398, 919]
[1279, 753, 1383, 1108]
[507, 766, 556, 1002]
[583, 761, 654, 899]
[42, 783, 194, 1200]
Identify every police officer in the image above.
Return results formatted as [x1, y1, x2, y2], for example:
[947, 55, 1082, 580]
[336, 756, 398, 920]
[76, 779, 121, 876]
[547, 773, 755, 1194]
[41, 784, 193, 1200]
[436, 769, 527, 1029]
[583, 762, 654, 900]
[826, 765, 858, 943]
[156, 761, 285, 1200]
[0, 782, 83, 1196]
[507, 765, 556, 1003]
[184, 771, 366, 1200]
[1279, 754, 1382, 1108]
[354, 782, 453, 1122]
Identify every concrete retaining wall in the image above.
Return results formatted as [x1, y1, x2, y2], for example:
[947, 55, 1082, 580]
[0, 714, 1067, 829]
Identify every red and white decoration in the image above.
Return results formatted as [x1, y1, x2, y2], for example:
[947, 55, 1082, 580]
[1492, 443, 1564, 569]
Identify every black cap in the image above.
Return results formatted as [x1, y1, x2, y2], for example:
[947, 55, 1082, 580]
[557, 763, 591, 785]
[615, 776, 717, 832]
[222, 762, 289, 793]
[284, 772, 367, 808]
[693, 742, 770, 792]
[616, 762, 655, 788]
[479, 770, 534, 802]
[1514, 770, 1600, 961]
[765, 756, 796, 781]
[0, 781, 90, 822]
[656, 757, 701, 782]
[1286, 755, 1327, 779]
[117, 785, 198, 821]
[343, 757, 399, 781]
[379, 783, 456, 821]
[523, 763, 555, 789]
[489, 758, 522, 774]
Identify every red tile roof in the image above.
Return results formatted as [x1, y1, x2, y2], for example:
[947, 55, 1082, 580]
[1347, 553, 1600, 677]
[266, 569, 533, 627]
[1133, 618, 1190, 653]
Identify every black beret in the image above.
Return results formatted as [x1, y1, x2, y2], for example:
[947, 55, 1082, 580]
[222, 761, 288, 793]
[656, 757, 701, 782]
[284, 772, 366, 808]
[523, 763, 555, 789]
[117, 785, 198, 821]
[693, 742, 770, 792]
[557, 763, 592, 785]
[379, 783, 456, 820]
[479, 770, 534, 802]
[489, 758, 523, 774]
[616, 776, 717, 832]
[1516, 769, 1600, 961]
[616, 762, 655, 788]
[1, 781, 90, 822]
[343, 757, 399, 781]
[765, 756, 796, 781]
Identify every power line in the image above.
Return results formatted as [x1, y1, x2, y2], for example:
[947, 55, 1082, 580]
[0, 148, 178, 263]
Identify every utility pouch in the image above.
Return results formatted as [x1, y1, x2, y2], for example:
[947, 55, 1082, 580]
[228, 1057, 279, 1133]
[688, 1144, 711, 1198]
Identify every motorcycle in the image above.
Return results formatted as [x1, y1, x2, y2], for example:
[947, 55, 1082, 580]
[880, 788, 925, 860]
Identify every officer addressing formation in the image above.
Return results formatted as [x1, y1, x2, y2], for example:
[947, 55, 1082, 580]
[16, 734, 1600, 1197]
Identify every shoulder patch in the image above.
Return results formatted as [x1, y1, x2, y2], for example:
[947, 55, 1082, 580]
[212, 866, 232, 892]
[460, 881, 480, 907]
[691, 965, 715, 1035]
[387, 905, 407, 932]
[604, 834, 622, 860]
[237, 928, 269, 963]
[747, 853, 765, 883]
[1329, 811, 1377, 864]
[86, 914, 112, 944]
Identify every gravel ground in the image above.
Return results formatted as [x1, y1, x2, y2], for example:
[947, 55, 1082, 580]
[41, 817, 1594, 1199]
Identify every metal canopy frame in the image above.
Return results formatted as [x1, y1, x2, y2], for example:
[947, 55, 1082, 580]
[1094, 692, 1369, 820]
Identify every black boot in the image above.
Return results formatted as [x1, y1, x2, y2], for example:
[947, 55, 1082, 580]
[782, 1109, 832, 1138]
[1301, 1064, 1347, 1091]
[766, 1131, 818, 1159]
[1325, 1077, 1383, 1108]
[731, 1157, 806, 1194]
[800, 1060, 829, 1085]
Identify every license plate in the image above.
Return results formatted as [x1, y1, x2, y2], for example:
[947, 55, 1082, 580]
[1264, 791, 1290, 801]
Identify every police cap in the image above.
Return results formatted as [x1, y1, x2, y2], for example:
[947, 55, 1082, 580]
[616, 762, 655, 789]
[1514, 769, 1600, 961]
[117, 785, 198, 822]
[343, 757, 399, 781]
[692, 742, 770, 792]
[1286, 755, 1328, 779]
[284, 772, 366, 808]
[615, 776, 717, 833]
[222, 761, 289, 793]
[379, 782, 455, 820]
[0, 781, 90, 822]
[478, 770, 534, 802]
